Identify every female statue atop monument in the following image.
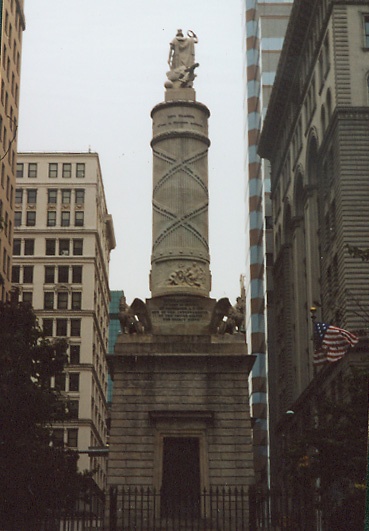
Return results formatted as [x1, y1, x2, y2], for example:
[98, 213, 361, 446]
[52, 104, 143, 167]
[165, 29, 199, 88]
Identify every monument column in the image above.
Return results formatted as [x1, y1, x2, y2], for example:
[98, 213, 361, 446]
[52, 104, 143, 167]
[150, 95, 211, 297]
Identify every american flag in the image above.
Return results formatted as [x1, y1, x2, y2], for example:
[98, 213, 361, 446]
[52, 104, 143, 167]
[313, 322, 359, 365]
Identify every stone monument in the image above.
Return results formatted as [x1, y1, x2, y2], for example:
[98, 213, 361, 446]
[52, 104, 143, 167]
[107, 32, 255, 529]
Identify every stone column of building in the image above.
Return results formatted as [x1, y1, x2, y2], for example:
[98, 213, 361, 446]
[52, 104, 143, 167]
[108, 31, 255, 529]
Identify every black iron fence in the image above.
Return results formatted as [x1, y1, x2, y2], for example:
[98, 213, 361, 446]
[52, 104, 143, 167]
[29, 486, 250, 530]
[109, 486, 249, 531]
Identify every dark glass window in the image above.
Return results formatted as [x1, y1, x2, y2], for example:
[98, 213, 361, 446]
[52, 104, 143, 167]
[28, 163, 37, 178]
[57, 291, 68, 310]
[56, 319, 68, 336]
[44, 292, 54, 310]
[76, 163, 85, 178]
[75, 189, 85, 204]
[48, 189, 57, 204]
[47, 211, 56, 227]
[23, 266, 33, 283]
[62, 189, 71, 204]
[22, 292, 33, 305]
[72, 266, 82, 283]
[55, 372, 66, 391]
[70, 345, 80, 364]
[27, 189, 37, 204]
[73, 239, 83, 256]
[71, 292, 82, 310]
[62, 163, 71, 178]
[70, 319, 81, 337]
[68, 400, 79, 419]
[44, 266, 55, 283]
[69, 373, 80, 392]
[58, 266, 69, 283]
[24, 239, 35, 255]
[59, 239, 70, 256]
[14, 211, 21, 226]
[61, 211, 70, 227]
[15, 188, 22, 203]
[67, 428, 78, 448]
[26, 211, 36, 226]
[43, 318, 53, 336]
[74, 211, 84, 227]
[48, 163, 58, 178]
[46, 239, 56, 255]
[11, 265, 20, 282]
[13, 238, 21, 255]
[16, 162, 23, 178]
[52, 429, 64, 447]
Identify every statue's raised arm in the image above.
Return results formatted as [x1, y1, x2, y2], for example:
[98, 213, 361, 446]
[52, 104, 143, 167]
[165, 29, 199, 89]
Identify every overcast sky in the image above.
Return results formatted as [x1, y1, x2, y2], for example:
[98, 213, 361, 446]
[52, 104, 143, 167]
[18, 0, 246, 304]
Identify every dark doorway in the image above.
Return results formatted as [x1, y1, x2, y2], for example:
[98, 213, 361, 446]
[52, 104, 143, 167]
[161, 437, 200, 518]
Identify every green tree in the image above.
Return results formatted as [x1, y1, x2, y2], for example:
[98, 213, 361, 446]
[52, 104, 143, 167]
[0, 301, 85, 529]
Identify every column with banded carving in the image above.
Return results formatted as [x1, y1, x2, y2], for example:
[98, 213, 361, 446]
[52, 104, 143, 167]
[150, 91, 211, 297]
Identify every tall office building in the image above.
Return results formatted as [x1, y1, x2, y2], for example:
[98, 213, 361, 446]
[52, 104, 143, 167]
[12, 152, 116, 494]
[243, 0, 292, 487]
[0, 0, 25, 300]
[259, 0, 369, 522]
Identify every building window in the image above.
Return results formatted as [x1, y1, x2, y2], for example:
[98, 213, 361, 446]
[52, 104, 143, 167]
[58, 266, 69, 283]
[61, 211, 70, 227]
[46, 239, 56, 256]
[22, 292, 33, 305]
[69, 373, 80, 392]
[364, 15, 369, 48]
[48, 189, 57, 204]
[56, 318, 68, 336]
[72, 266, 82, 283]
[62, 189, 71, 204]
[28, 163, 37, 178]
[43, 318, 53, 336]
[68, 400, 79, 419]
[73, 239, 83, 256]
[26, 211, 36, 226]
[16, 162, 23, 177]
[52, 428, 64, 447]
[71, 292, 82, 310]
[74, 211, 84, 227]
[76, 163, 85, 178]
[11, 265, 20, 282]
[27, 189, 37, 204]
[47, 211, 56, 227]
[23, 266, 33, 283]
[67, 428, 78, 448]
[70, 345, 80, 364]
[13, 238, 21, 255]
[62, 163, 71, 178]
[44, 292, 54, 310]
[48, 163, 58, 178]
[59, 239, 70, 256]
[44, 266, 55, 283]
[24, 239, 35, 255]
[14, 211, 21, 226]
[15, 188, 22, 203]
[70, 319, 81, 337]
[55, 372, 66, 391]
[57, 291, 68, 310]
[75, 189, 85, 204]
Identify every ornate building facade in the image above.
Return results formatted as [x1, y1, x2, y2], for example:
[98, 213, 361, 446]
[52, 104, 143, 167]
[0, 0, 25, 300]
[12, 152, 116, 494]
[259, 0, 369, 525]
